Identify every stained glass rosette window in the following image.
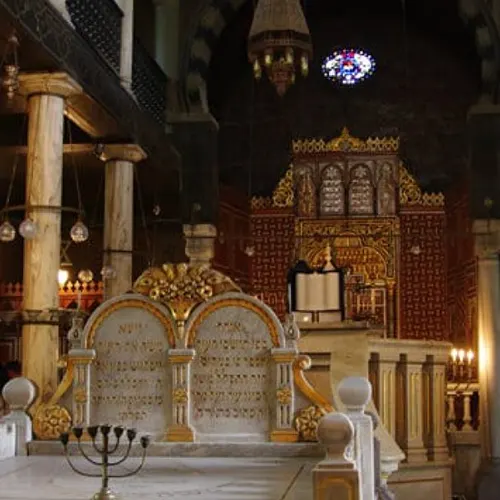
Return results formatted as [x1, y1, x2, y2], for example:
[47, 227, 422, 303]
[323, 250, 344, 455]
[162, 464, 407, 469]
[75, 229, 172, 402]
[322, 49, 376, 85]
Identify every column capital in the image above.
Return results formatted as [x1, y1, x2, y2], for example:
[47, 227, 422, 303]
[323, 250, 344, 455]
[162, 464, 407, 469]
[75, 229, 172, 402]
[18, 72, 81, 98]
[98, 144, 147, 163]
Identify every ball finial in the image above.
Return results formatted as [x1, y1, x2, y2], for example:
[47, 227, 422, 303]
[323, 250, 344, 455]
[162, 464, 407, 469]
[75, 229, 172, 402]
[2, 377, 36, 411]
[317, 412, 354, 461]
[338, 376, 372, 412]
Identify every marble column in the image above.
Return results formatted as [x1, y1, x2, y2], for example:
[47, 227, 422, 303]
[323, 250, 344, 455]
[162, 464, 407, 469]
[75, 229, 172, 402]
[117, 0, 134, 89]
[99, 144, 147, 299]
[153, 0, 179, 78]
[18, 73, 81, 404]
[474, 220, 500, 499]
[183, 224, 217, 266]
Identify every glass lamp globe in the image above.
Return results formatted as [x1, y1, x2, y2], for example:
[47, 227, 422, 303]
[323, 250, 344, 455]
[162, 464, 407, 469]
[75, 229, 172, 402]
[70, 220, 89, 243]
[19, 218, 38, 240]
[0, 220, 16, 242]
[101, 265, 116, 279]
[58, 268, 69, 287]
[78, 268, 94, 283]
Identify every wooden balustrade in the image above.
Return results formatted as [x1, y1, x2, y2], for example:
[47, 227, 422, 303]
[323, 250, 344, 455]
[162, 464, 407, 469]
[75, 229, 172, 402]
[445, 382, 480, 432]
[0, 281, 104, 313]
[368, 338, 451, 463]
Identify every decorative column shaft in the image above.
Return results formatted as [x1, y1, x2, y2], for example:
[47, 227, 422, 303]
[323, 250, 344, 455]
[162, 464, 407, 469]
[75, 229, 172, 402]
[166, 349, 195, 442]
[397, 353, 427, 463]
[425, 354, 448, 461]
[373, 351, 398, 439]
[68, 348, 96, 428]
[117, 0, 134, 89]
[271, 348, 299, 442]
[18, 73, 81, 404]
[99, 144, 146, 300]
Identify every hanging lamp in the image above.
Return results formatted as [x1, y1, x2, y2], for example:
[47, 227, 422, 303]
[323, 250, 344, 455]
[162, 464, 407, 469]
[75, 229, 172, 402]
[248, 0, 313, 96]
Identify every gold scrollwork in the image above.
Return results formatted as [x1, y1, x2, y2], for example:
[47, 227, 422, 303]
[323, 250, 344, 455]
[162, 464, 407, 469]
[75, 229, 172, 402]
[73, 386, 87, 404]
[276, 387, 292, 405]
[293, 355, 334, 412]
[252, 164, 294, 210]
[294, 404, 328, 442]
[172, 388, 188, 404]
[399, 163, 444, 207]
[33, 404, 72, 440]
[292, 127, 399, 155]
[134, 263, 240, 324]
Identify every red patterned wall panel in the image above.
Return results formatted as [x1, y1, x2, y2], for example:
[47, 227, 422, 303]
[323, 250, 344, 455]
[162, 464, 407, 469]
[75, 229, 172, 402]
[250, 210, 295, 320]
[446, 181, 477, 348]
[399, 210, 448, 340]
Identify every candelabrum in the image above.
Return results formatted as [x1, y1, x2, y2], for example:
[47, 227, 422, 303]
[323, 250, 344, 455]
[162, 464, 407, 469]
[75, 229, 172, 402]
[60, 425, 150, 500]
[448, 348, 475, 388]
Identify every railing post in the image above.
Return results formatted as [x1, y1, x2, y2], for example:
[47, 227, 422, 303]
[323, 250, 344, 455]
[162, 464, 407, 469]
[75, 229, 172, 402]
[313, 412, 361, 500]
[1, 377, 36, 455]
[446, 390, 457, 431]
[338, 376, 375, 500]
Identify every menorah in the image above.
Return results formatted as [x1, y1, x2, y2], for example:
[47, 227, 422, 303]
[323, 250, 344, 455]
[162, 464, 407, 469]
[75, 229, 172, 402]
[60, 425, 150, 500]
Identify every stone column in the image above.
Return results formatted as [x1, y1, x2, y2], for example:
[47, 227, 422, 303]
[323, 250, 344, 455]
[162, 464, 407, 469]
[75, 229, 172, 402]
[166, 349, 195, 442]
[271, 348, 299, 442]
[99, 144, 147, 300]
[474, 220, 500, 499]
[18, 73, 81, 404]
[183, 224, 217, 266]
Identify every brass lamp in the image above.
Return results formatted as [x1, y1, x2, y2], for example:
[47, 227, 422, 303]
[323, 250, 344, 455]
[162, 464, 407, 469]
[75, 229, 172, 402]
[248, 0, 313, 96]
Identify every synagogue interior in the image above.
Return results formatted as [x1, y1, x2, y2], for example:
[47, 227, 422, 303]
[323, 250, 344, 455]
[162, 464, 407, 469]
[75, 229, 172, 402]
[0, 0, 499, 499]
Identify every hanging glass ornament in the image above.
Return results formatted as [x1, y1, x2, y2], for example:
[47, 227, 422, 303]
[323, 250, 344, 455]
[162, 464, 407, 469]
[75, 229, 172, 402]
[0, 220, 16, 242]
[70, 220, 89, 243]
[19, 218, 38, 240]
[101, 265, 116, 280]
[78, 268, 94, 283]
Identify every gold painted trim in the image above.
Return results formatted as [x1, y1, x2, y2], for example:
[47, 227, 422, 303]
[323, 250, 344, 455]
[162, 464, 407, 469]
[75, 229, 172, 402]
[272, 353, 296, 363]
[48, 360, 75, 407]
[165, 425, 195, 442]
[271, 429, 299, 442]
[85, 299, 176, 348]
[186, 298, 281, 347]
[293, 355, 334, 412]
[316, 475, 355, 500]
[168, 355, 195, 364]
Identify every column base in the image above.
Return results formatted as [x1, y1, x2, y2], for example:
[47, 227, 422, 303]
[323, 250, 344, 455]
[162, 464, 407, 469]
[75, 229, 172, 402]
[405, 447, 428, 464]
[478, 458, 500, 499]
[270, 429, 299, 443]
[165, 425, 195, 442]
[429, 445, 450, 462]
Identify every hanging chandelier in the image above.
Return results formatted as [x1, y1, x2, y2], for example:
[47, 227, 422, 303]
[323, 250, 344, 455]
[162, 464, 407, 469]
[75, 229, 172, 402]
[248, 0, 313, 96]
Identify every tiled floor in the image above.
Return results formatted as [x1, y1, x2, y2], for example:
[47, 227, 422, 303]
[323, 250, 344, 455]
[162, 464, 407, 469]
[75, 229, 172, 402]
[0, 456, 314, 500]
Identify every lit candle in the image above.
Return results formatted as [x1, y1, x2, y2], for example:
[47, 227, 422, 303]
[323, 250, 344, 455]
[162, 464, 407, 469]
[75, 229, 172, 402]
[287, 283, 292, 313]
[458, 349, 465, 364]
[451, 348, 458, 379]
[467, 350, 474, 365]
[451, 349, 458, 363]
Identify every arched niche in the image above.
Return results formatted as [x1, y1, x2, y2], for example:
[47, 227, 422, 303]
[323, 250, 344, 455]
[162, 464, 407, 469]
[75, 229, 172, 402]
[319, 164, 345, 216]
[348, 164, 375, 215]
[82, 294, 176, 439]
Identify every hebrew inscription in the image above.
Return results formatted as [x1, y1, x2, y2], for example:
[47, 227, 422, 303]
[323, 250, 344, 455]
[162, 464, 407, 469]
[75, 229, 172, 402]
[90, 306, 169, 437]
[191, 307, 273, 441]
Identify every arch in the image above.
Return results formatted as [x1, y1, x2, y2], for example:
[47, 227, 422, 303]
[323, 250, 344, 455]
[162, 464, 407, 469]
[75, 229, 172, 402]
[184, 292, 285, 348]
[184, 0, 492, 110]
[319, 164, 345, 216]
[348, 164, 374, 215]
[83, 294, 177, 348]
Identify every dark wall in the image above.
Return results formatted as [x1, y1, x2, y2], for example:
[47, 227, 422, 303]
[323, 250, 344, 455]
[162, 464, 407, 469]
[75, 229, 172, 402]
[207, 0, 480, 196]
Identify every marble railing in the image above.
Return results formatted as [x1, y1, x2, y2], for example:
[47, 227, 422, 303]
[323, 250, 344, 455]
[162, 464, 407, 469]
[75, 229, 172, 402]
[446, 382, 480, 432]
[368, 338, 451, 463]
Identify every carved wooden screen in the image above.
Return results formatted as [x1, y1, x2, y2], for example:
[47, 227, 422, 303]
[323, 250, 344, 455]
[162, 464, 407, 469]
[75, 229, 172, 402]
[348, 164, 374, 215]
[319, 164, 345, 216]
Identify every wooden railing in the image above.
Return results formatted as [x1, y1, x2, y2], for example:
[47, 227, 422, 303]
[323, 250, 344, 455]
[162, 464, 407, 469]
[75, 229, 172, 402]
[0, 281, 104, 313]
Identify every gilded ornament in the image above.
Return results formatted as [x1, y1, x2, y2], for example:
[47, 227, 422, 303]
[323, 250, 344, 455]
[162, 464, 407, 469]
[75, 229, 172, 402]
[292, 127, 399, 154]
[133, 263, 240, 323]
[73, 387, 87, 404]
[399, 163, 444, 207]
[277, 387, 292, 405]
[251, 165, 294, 210]
[294, 404, 328, 441]
[172, 388, 188, 404]
[33, 404, 72, 440]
